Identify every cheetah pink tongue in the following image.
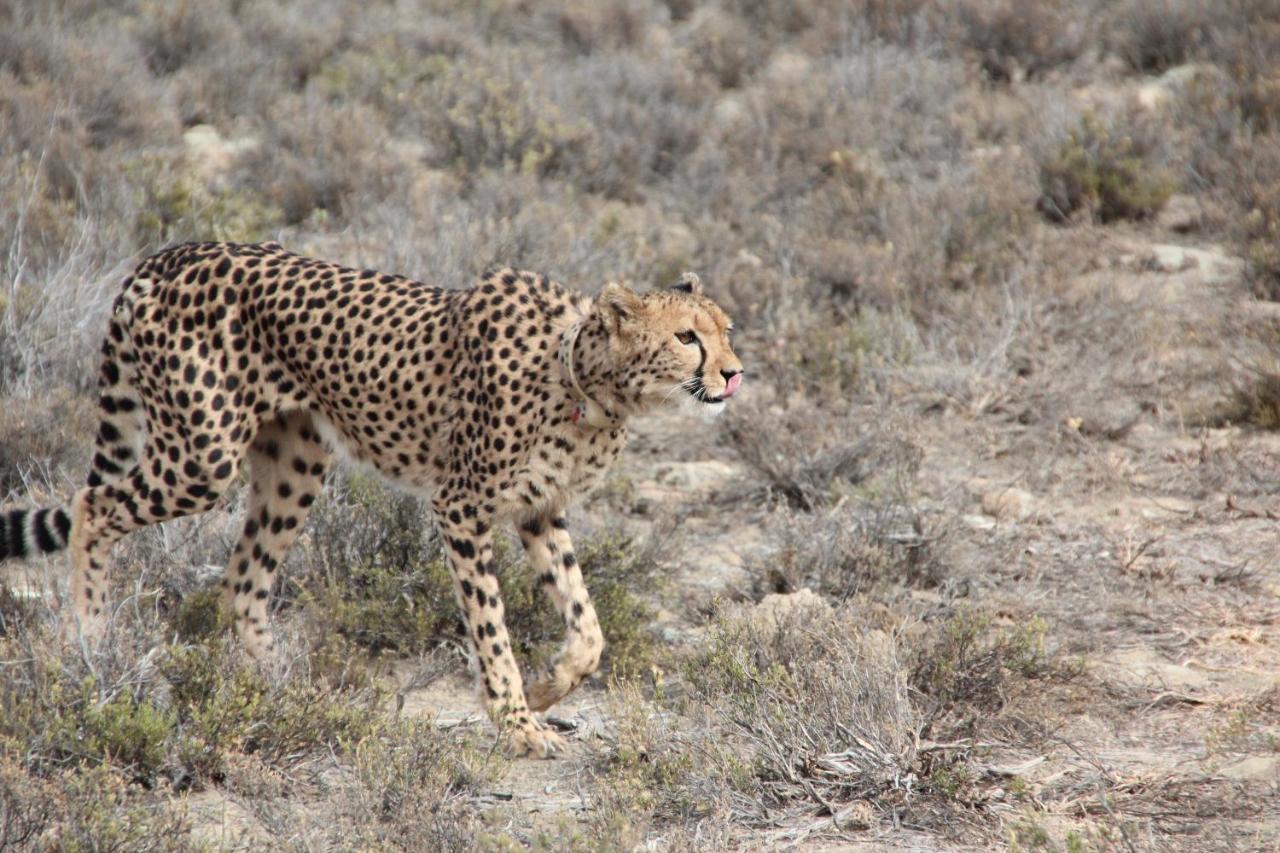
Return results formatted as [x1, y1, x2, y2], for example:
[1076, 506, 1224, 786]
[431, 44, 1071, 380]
[723, 372, 742, 398]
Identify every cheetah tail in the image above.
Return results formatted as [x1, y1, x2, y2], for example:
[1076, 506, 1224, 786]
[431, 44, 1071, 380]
[0, 507, 72, 560]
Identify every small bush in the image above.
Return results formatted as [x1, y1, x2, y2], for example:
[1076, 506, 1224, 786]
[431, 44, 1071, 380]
[1109, 0, 1211, 73]
[421, 58, 590, 179]
[0, 388, 95, 494]
[0, 663, 174, 785]
[682, 602, 919, 823]
[0, 631, 385, 790]
[950, 0, 1087, 81]
[1037, 114, 1173, 224]
[1214, 351, 1280, 429]
[334, 719, 491, 848]
[910, 609, 1050, 734]
[128, 155, 283, 247]
[758, 502, 944, 600]
[0, 760, 191, 851]
[727, 400, 920, 512]
[162, 640, 384, 783]
[236, 94, 402, 224]
[1224, 134, 1280, 297]
[303, 472, 659, 675]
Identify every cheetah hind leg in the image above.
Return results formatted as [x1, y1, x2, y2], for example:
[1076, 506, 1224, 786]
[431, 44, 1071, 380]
[67, 442, 240, 649]
[221, 412, 330, 662]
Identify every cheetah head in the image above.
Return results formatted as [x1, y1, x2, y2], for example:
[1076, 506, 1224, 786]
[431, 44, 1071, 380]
[594, 273, 743, 418]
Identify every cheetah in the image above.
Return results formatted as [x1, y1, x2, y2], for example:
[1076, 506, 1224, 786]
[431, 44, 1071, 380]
[0, 241, 743, 756]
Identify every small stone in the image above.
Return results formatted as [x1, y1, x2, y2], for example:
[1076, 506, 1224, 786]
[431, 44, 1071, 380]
[1158, 194, 1202, 233]
[754, 588, 830, 623]
[1220, 756, 1279, 782]
[962, 514, 997, 531]
[712, 95, 747, 128]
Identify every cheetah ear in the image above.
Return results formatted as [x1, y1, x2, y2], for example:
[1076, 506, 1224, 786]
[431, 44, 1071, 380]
[596, 283, 644, 332]
[669, 272, 702, 295]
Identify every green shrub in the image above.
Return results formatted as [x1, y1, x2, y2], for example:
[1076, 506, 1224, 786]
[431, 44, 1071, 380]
[0, 666, 174, 785]
[423, 59, 589, 178]
[128, 155, 283, 246]
[1037, 115, 1173, 224]
[1229, 135, 1280, 298]
[302, 473, 659, 675]
[910, 609, 1049, 729]
[170, 588, 226, 644]
[0, 760, 192, 851]
[163, 641, 383, 782]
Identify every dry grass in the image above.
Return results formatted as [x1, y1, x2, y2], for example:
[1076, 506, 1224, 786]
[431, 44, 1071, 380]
[0, 0, 1276, 848]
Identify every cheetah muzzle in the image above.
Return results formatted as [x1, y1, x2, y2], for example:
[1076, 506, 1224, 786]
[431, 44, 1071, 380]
[0, 241, 744, 758]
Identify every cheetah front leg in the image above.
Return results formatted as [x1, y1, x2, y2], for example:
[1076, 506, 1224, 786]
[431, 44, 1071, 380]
[436, 506, 564, 758]
[518, 514, 603, 712]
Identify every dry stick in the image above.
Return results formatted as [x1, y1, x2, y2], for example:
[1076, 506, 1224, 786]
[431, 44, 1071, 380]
[1225, 494, 1280, 521]
[1048, 734, 1139, 853]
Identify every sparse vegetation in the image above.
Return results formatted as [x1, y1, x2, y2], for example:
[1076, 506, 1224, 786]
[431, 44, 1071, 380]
[1037, 113, 1174, 224]
[1, 0, 1277, 847]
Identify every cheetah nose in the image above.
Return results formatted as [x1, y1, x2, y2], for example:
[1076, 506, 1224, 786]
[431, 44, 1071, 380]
[722, 370, 743, 398]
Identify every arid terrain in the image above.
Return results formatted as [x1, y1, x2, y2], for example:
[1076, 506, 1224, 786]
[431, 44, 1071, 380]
[2, 1, 1279, 850]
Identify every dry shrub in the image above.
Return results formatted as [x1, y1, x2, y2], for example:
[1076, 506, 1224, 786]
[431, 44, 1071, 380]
[237, 94, 402, 224]
[0, 388, 94, 497]
[550, 0, 657, 55]
[0, 760, 191, 850]
[0, 17, 174, 151]
[948, 0, 1089, 81]
[759, 501, 944, 600]
[332, 719, 488, 850]
[1108, 0, 1213, 73]
[726, 46, 969, 185]
[548, 53, 709, 200]
[134, 0, 239, 77]
[687, 602, 919, 823]
[420, 57, 590, 179]
[683, 6, 757, 89]
[590, 602, 923, 837]
[1037, 113, 1173, 224]
[726, 400, 918, 511]
[1221, 133, 1280, 297]
[1207, 0, 1280, 131]
[910, 608, 1051, 737]
[1214, 351, 1280, 429]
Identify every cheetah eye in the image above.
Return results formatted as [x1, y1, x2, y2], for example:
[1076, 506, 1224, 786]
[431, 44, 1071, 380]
[675, 330, 698, 346]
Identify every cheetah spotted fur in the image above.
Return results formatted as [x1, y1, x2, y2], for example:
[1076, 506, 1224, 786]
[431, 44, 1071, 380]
[0, 241, 743, 756]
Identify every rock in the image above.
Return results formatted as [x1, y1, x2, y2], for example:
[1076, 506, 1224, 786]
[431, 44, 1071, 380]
[1105, 647, 1211, 690]
[980, 488, 1036, 521]
[712, 95, 747, 128]
[754, 588, 830, 623]
[183, 124, 259, 186]
[1136, 63, 1232, 113]
[1220, 756, 1280, 782]
[763, 50, 812, 87]
[962, 513, 997, 531]
[1146, 244, 1244, 284]
[653, 460, 742, 491]
[657, 222, 698, 264]
[1158, 194, 1202, 233]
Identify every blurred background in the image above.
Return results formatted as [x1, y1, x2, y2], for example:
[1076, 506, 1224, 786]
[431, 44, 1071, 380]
[1, 1, 1279, 849]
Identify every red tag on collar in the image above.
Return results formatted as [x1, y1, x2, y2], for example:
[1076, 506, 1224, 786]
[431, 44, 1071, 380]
[571, 406, 582, 424]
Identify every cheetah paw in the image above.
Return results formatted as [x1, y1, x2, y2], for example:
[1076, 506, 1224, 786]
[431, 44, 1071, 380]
[525, 671, 573, 712]
[503, 723, 566, 759]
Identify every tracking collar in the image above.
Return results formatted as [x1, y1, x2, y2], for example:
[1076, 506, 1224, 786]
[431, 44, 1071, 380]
[558, 317, 623, 429]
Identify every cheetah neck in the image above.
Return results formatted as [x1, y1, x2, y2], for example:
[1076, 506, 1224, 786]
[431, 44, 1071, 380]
[559, 316, 625, 429]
